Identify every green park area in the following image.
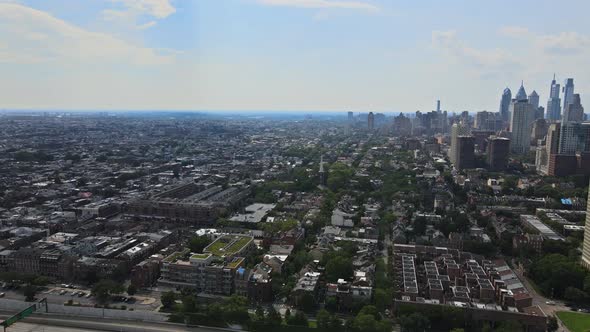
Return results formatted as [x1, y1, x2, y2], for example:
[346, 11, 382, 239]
[557, 311, 590, 332]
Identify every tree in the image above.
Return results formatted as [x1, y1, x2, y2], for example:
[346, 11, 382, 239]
[413, 217, 427, 235]
[317, 309, 331, 329]
[160, 291, 176, 309]
[265, 307, 282, 326]
[325, 256, 353, 282]
[374, 288, 393, 312]
[398, 313, 430, 332]
[189, 236, 211, 253]
[23, 284, 37, 302]
[287, 311, 308, 326]
[92, 279, 124, 304]
[297, 292, 316, 312]
[529, 254, 586, 299]
[547, 316, 558, 332]
[255, 305, 265, 320]
[182, 295, 196, 313]
[127, 284, 137, 296]
[32, 276, 50, 286]
[564, 287, 588, 303]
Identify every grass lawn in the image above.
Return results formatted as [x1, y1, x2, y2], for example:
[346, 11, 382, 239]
[557, 311, 590, 332]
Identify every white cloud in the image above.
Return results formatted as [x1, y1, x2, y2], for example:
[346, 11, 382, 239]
[432, 30, 520, 73]
[537, 32, 590, 55]
[109, 0, 175, 19]
[137, 20, 157, 29]
[256, 0, 379, 12]
[0, 3, 173, 65]
[498, 26, 530, 38]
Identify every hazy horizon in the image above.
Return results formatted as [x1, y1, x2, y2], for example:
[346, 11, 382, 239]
[1, 0, 590, 112]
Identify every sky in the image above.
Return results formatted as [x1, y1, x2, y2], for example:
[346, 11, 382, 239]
[1, 0, 590, 113]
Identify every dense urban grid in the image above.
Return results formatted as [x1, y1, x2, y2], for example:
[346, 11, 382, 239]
[1, 77, 590, 332]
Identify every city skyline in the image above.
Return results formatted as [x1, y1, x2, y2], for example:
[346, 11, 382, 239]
[1, 0, 590, 112]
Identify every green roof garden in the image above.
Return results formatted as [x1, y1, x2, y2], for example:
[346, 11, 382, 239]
[225, 257, 244, 269]
[190, 253, 211, 260]
[163, 248, 190, 263]
[204, 235, 252, 257]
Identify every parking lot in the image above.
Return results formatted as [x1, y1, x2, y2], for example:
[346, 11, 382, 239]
[0, 284, 161, 311]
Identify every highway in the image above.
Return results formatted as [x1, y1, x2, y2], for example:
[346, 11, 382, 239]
[1, 314, 232, 332]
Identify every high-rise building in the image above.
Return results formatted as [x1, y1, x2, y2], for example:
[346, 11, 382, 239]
[546, 75, 562, 121]
[563, 78, 575, 112]
[368, 112, 374, 130]
[583, 183, 590, 269]
[531, 119, 548, 144]
[499, 87, 512, 123]
[558, 122, 590, 155]
[393, 113, 412, 136]
[487, 136, 510, 171]
[528, 90, 539, 109]
[475, 111, 502, 131]
[449, 123, 470, 164]
[510, 83, 535, 154]
[436, 100, 441, 113]
[455, 136, 475, 170]
[563, 94, 584, 123]
[545, 122, 561, 159]
[347, 111, 354, 122]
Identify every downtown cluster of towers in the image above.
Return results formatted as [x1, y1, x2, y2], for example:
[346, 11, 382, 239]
[497, 76, 587, 177]
[499, 76, 579, 124]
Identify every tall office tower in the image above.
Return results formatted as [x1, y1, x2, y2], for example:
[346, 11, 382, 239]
[449, 123, 470, 165]
[487, 136, 510, 171]
[558, 122, 590, 155]
[347, 111, 354, 122]
[546, 75, 562, 121]
[499, 87, 512, 123]
[455, 136, 475, 170]
[563, 78, 575, 112]
[368, 112, 374, 130]
[393, 113, 412, 136]
[535, 106, 545, 120]
[436, 100, 441, 113]
[563, 94, 584, 123]
[546, 123, 561, 157]
[531, 119, 548, 144]
[583, 184, 590, 268]
[510, 83, 535, 154]
[528, 90, 540, 109]
[475, 111, 503, 131]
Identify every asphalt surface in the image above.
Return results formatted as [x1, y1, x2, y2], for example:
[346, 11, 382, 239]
[0, 286, 161, 312]
[1, 314, 231, 332]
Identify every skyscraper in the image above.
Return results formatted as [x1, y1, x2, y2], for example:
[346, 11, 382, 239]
[563, 94, 584, 123]
[449, 123, 470, 165]
[583, 184, 590, 268]
[546, 74, 561, 121]
[487, 136, 510, 171]
[347, 111, 354, 122]
[499, 87, 512, 123]
[436, 100, 441, 113]
[528, 90, 539, 109]
[455, 136, 475, 170]
[562, 78, 575, 112]
[475, 111, 502, 131]
[368, 112, 374, 130]
[509, 82, 535, 154]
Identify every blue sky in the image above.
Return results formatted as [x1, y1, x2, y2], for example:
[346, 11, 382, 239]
[1, 0, 590, 113]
